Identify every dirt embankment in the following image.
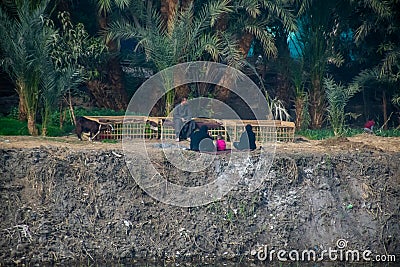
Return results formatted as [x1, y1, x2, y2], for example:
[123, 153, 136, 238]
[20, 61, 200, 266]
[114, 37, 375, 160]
[0, 135, 399, 265]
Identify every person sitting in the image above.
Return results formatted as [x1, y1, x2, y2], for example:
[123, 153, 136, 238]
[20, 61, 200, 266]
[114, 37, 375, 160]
[190, 125, 215, 152]
[233, 124, 256, 151]
[173, 97, 196, 141]
[364, 119, 375, 134]
[216, 135, 226, 151]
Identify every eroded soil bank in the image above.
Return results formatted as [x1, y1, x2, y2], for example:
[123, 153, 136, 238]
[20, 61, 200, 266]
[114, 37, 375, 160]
[0, 139, 399, 266]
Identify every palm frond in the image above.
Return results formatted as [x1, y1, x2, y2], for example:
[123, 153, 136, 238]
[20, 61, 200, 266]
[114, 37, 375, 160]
[218, 31, 244, 69]
[260, 0, 297, 32]
[352, 68, 380, 85]
[106, 20, 140, 43]
[324, 76, 360, 135]
[295, 0, 311, 17]
[392, 95, 400, 106]
[380, 47, 400, 78]
[243, 23, 277, 58]
[193, 33, 221, 62]
[95, 0, 112, 15]
[236, 0, 260, 18]
[114, 0, 130, 10]
[363, 0, 392, 19]
[201, 0, 232, 28]
[327, 52, 344, 67]
[354, 21, 373, 43]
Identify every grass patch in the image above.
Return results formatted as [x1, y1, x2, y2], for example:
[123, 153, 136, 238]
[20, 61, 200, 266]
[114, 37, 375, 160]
[375, 129, 400, 137]
[0, 117, 73, 137]
[0, 117, 30, 135]
[101, 139, 118, 144]
[297, 127, 400, 140]
[296, 129, 335, 140]
[39, 125, 68, 137]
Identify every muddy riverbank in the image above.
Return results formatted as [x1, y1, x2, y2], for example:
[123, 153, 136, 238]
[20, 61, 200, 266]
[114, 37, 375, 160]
[0, 136, 399, 266]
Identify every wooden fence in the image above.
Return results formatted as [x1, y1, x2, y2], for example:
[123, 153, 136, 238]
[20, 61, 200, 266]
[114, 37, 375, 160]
[84, 116, 295, 143]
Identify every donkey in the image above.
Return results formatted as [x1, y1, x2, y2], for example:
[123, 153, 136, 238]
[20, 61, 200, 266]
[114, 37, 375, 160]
[75, 116, 113, 141]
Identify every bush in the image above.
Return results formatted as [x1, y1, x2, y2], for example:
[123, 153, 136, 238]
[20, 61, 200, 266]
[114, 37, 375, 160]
[324, 77, 360, 136]
[375, 129, 400, 137]
[39, 125, 68, 137]
[1, 108, 128, 137]
[0, 117, 74, 137]
[296, 129, 335, 140]
[297, 127, 399, 140]
[0, 118, 30, 135]
[49, 107, 128, 128]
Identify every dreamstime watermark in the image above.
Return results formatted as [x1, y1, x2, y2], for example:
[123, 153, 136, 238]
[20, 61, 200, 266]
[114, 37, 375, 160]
[252, 239, 397, 263]
[122, 61, 277, 207]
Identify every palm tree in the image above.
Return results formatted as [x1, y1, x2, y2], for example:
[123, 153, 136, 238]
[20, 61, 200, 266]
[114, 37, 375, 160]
[106, 0, 243, 114]
[210, 0, 298, 106]
[350, 0, 400, 128]
[324, 76, 359, 136]
[48, 10, 107, 127]
[229, 0, 297, 59]
[0, 0, 55, 135]
[88, 0, 131, 110]
[294, 0, 346, 129]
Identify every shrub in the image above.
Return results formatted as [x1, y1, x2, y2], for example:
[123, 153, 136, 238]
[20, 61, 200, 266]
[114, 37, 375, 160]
[324, 77, 360, 136]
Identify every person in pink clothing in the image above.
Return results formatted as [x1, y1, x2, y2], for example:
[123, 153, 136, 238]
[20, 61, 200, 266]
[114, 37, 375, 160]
[364, 119, 375, 134]
[216, 135, 226, 151]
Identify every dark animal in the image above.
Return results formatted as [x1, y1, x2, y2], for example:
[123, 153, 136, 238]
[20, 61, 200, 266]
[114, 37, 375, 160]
[75, 116, 113, 141]
[190, 125, 215, 152]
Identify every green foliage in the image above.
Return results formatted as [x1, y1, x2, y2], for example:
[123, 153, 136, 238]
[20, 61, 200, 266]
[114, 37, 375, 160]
[229, 0, 297, 58]
[351, 0, 400, 107]
[7, 106, 19, 120]
[324, 77, 360, 136]
[0, 117, 67, 136]
[101, 139, 118, 144]
[106, 0, 245, 114]
[0, 3, 106, 136]
[294, 1, 347, 129]
[297, 129, 335, 140]
[40, 11, 107, 136]
[289, 58, 310, 130]
[298, 128, 400, 140]
[49, 11, 107, 79]
[375, 129, 400, 137]
[39, 125, 66, 137]
[74, 107, 126, 117]
[0, 0, 56, 135]
[48, 107, 126, 127]
[0, 118, 30, 135]
[1, 107, 126, 137]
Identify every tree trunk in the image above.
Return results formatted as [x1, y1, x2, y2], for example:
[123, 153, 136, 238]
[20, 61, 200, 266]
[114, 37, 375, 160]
[214, 85, 231, 103]
[362, 86, 368, 121]
[309, 77, 325, 129]
[275, 73, 291, 110]
[295, 95, 305, 130]
[27, 112, 38, 136]
[89, 13, 128, 111]
[181, 0, 193, 10]
[382, 90, 388, 130]
[59, 103, 65, 129]
[86, 79, 127, 110]
[238, 32, 254, 59]
[160, 0, 179, 33]
[18, 92, 27, 121]
[175, 85, 190, 103]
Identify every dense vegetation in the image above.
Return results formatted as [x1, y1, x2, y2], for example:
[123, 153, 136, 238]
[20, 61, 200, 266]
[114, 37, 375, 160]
[0, 0, 399, 137]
